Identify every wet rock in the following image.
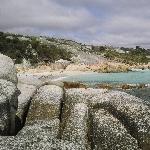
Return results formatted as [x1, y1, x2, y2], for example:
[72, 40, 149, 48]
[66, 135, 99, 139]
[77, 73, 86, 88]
[42, 80, 64, 88]
[26, 85, 63, 125]
[91, 109, 140, 150]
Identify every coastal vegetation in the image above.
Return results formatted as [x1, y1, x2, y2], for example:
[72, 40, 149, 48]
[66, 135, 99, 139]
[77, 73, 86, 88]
[104, 49, 149, 65]
[63, 81, 87, 89]
[0, 31, 150, 72]
[0, 32, 150, 65]
[0, 32, 72, 64]
[91, 45, 150, 65]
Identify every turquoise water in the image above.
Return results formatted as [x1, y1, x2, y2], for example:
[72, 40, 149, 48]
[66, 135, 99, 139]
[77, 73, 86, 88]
[63, 70, 150, 103]
[63, 70, 150, 85]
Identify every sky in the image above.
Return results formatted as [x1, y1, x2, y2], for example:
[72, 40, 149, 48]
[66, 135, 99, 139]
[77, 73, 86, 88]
[0, 0, 150, 48]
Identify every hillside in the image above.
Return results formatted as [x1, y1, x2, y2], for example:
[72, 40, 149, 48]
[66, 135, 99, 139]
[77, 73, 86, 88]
[0, 31, 150, 66]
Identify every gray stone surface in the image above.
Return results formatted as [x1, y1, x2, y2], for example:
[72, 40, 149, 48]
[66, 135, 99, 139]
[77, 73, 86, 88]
[64, 88, 150, 150]
[91, 109, 139, 150]
[18, 119, 60, 139]
[90, 91, 150, 149]
[0, 138, 86, 150]
[0, 65, 149, 150]
[0, 54, 17, 84]
[0, 119, 85, 150]
[62, 103, 90, 149]
[0, 54, 19, 135]
[17, 83, 37, 125]
[26, 85, 64, 125]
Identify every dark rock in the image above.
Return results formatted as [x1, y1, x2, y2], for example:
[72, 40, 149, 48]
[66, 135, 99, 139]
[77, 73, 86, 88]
[0, 79, 18, 135]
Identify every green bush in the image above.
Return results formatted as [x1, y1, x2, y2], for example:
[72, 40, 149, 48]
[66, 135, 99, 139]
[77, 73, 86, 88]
[104, 49, 149, 64]
[0, 32, 72, 64]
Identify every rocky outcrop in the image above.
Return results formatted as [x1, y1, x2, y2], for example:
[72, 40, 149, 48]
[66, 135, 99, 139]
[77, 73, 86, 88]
[0, 54, 19, 135]
[0, 54, 17, 84]
[0, 85, 150, 149]
[63, 88, 150, 150]
[90, 91, 150, 149]
[0, 135, 86, 150]
[0, 54, 149, 149]
[62, 103, 89, 149]
[26, 85, 63, 125]
[17, 83, 37, 126]
[91, 109, 139, 150]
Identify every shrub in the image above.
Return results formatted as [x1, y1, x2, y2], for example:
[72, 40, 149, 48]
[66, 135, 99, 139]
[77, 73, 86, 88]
[0, 32, 72, 65]
[63, 81, 87, 89]
[95, 83, 112, 89]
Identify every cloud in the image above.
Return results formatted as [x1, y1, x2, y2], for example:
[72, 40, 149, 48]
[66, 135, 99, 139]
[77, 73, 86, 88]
[0, 0, 150, 47]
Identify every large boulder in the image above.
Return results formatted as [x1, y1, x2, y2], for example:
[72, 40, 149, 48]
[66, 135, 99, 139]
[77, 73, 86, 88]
[0, 79, 18, 135]
[0, 54, 19, 135]
[0, 135, 86, 150]
[26, 85, 64, 125]
[62, 103, 90, 149]
[61, 89, 107, 149]
[17, 83, 37, 126]
[91, 109, 139, 150]
[0, 54, 17, 84]
[64, 88, 150, 150]
[18, 119, 60, 139]
[0, 118, 85, 150]
[90, 91, 150, 149]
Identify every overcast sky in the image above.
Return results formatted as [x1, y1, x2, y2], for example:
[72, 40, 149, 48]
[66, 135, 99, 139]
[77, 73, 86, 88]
[0, 0, 150, 48]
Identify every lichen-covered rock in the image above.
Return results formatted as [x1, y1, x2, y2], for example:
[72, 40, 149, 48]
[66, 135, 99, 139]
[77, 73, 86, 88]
[17, 83, 37, 125]
[64, 88, 107, 112]
[89, 91, 150, 149]
[62, 103, 90, 149]
[0, 118, 85, 150]
[65, 88, 150, 149]
[62, 88, 107, 125]
[26, 85, 63, 125]
[0, 54, 19, 135]
[0, 79, 19, 135]
[0, 54, 17, 84]
[0, 136, 86, 150]
[18, 119, 60, 139]
[91, 109, 140, 150]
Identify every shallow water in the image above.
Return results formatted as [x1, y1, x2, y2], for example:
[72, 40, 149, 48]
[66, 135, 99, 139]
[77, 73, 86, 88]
[63, 70, 150, 103]
[63, 70, 150, 85]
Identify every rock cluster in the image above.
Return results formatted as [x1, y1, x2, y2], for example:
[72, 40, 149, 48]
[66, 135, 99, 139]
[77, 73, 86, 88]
[0, 54, 19, 135]
[0, 54, 150, 150]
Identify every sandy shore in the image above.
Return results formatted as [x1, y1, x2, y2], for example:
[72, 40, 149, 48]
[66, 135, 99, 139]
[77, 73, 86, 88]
[17, 70, 94, 86]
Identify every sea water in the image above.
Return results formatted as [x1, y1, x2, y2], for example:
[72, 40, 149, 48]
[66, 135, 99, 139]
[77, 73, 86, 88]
[63, 70, 150, 85]
[63, 70, 150, 103]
